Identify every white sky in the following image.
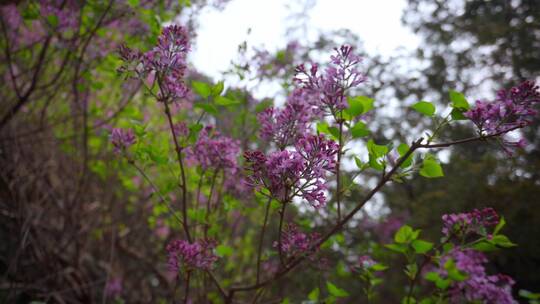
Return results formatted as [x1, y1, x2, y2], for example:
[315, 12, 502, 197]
[190, 0, 419, 80]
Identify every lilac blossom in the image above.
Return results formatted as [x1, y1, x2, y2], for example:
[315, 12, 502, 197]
[442, 208, 499, 238]
[274, 223, 320, 258]
[358, 255, 377, 269]
[110, 128, 136, 153]
[294, 45, 366, 113]
[166, 239, 218, 273]
[439, 248, 516, 304]
[40, 0, 79, 31]
[173, 121, 189, 138]
[244, 134, 338, 208]
[465, 81, 539, 153]
[118, 25, 191, 102]
[0, 4, 45, 47]
[187, 126, 240, 172]
[258, 89, 319, 148]
[0, 5, 21, 31]
[105, 277, 123, 298]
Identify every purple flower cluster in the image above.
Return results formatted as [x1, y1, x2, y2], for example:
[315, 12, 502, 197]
[40, 0, 79, 31]
[166, 239, 218, 273]
[244, 134, 338, 208]
[110, 128, 136, 153]
[358, 255, 377, 269]
[173, 121, 189, 138]
[275, 223, 320, 258]
[258, 89, 319, 148]
[118, 25, 191, 102]
[188, 126, 240, 171]
[442, 208, 499, 238]
[105, 277, 123, 298]
[440, 248, 516, 304]
[0, 4, 44, 47]
[465, 81, 539, 151]
[294, 45, 366, 113]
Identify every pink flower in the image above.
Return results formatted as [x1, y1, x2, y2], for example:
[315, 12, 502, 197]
[110, 128, 136, 153]
[294, 45, 366, 113]
[439, 248, 516, 304]
[166, 239, 218, 273]
[274, 223, 320, 258]
[244, 135, 338, 208]
[465, 81, 539, 153]
[442, 208, 499, 238]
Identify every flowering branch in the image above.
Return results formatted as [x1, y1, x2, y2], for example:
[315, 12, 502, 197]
[228, 119, 531, 295]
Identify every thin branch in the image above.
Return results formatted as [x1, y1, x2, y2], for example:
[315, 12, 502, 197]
[128, 159, 184, 226]
[417, 125, 521, 149]
[336, 119, 344, 222]
[163, 99, 191, 242]
[277, 202, 287, 267]
[256, 197, 272, 284]
[206, 271, 227, 299]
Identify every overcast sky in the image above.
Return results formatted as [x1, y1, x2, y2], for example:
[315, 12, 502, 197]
[190, 0, 420, 80]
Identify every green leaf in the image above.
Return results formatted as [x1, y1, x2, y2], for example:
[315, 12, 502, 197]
[401, 297, 417, 304]
[397, 143, 413, 168]
[216, 245, 233, 257]
[211, 81, 224, 96]
[435, 278, 451, 290]
[405, 263, 418, 279]
[450, 108, 468, 120]
[395, 225, 414, 243]
[367, 139, 388, 158]
[494, 216, 506, 235]
[187, 209, 205, 223]
[317, 122, 330, 135]
[194, 103, 218, 115]
[47, 15, 59, 27]
[385, 243, 408, 253]
[444, 259, 468, 282]
[128, 0, 140, 7]
[188, 123, 204, 143]
[179, 0, 191, 7]
[346, 98, 364, 117]
[326, 281, 349, 297]
[424, 271, 441, 282]
[371, 263, 388, 271]
[328, 126, 340, 139]
[351, 121, 369, 138]
[519, 290, 540, 300]
[491, 235, 517, 248]
[308, 287, 320, 301]
[255, 99, 273, 113]
[346, 96, 374, 117]
[354, 156, 367, 171]
[449, 90, 470, 110]
[369, 154, 384, 171]
[419, 157, 444, 178]
[192, 81, 211, 98]
[412, 101, 436, 116]
[442, 243, 454, 253]
[215, 96, 240, 106]
[412, 240, 434, 254]
[471, 241, 499, 252]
